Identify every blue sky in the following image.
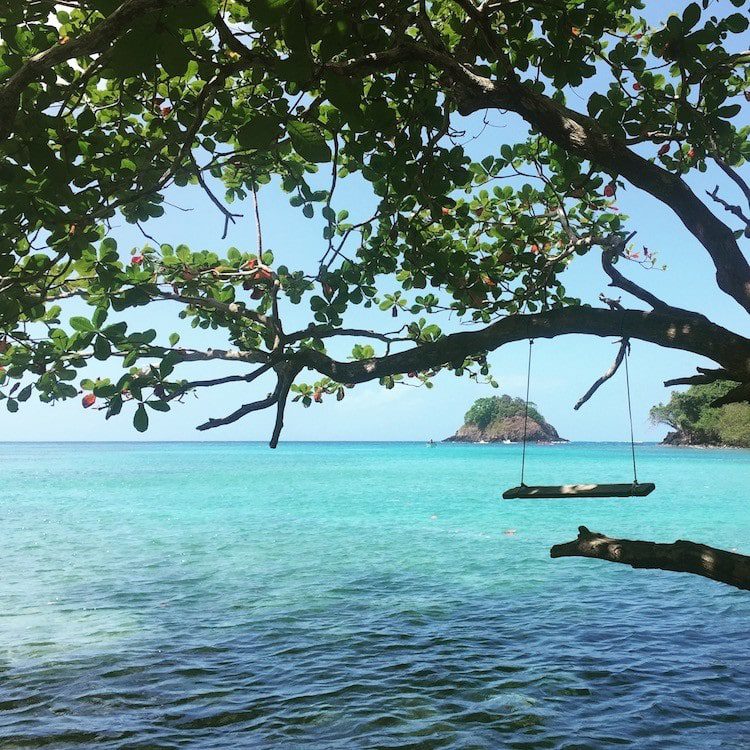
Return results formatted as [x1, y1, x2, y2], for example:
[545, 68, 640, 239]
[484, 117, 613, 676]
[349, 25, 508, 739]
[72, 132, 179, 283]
[6, 2, 750, 442]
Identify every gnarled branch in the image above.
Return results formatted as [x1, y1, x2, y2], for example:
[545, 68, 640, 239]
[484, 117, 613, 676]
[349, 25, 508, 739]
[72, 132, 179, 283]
[574, 339, 629, 410]
[551, 526, 750, 591]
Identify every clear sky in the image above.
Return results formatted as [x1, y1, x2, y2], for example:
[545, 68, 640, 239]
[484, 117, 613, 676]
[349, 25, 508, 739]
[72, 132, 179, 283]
[5, 2, 749, 443]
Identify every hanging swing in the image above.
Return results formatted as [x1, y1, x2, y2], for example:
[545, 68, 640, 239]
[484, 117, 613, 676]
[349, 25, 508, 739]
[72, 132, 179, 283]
[502, 338, 655, 500]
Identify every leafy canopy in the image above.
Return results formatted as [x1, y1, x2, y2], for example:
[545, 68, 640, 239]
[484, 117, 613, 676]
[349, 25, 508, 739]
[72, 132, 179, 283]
[0, 0, 748, 439]
[464, 395, 545, 429]
[650, 382, 750, 447]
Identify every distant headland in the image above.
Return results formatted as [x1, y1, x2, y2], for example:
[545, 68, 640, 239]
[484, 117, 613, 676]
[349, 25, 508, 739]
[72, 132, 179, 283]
[650, 381, 750, 448]
[445, 395, 566, 444]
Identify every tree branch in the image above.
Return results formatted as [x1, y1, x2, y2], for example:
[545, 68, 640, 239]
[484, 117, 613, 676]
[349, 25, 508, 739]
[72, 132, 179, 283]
[574, 339, 629, 410]
[551, 526, 750, 592]
[600, 245, 705, 320]
[329, 41, 750, 312]
[0, 0, 193, 141]
[290, 307, 750, 387]
[663, 367, 732, 387]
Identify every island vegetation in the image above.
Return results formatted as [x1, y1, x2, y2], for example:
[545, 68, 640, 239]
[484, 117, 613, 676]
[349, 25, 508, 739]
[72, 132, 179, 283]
[446, 395, 564, 443]
[651, 381, 750, 448]
[1, 0, 749, 589]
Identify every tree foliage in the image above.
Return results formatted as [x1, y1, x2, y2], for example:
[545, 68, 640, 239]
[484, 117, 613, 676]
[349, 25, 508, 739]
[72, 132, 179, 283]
[464, 395, 544, 429]
[0, 0, 749, 442]
[650, 381, 750, 447]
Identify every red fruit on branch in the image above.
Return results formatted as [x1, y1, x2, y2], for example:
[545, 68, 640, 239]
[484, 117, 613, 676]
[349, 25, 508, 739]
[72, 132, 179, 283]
[250, 288, 264, 300]
[242, 258, 259, 270]
[160, 105, 172, 117]
[604, 182, 616, 197]
[633, 82, 642, 91]
[82, 393, 96, 408]
[313, 389, 323, 403]
[131, 255, 143, 265]
[530, 244, 539, 254]
[687, 147, 696, 159]
[658, 143, 670, 156]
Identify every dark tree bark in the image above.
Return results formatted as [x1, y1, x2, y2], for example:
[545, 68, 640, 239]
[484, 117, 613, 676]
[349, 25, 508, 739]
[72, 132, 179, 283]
[551, 526, 750, 591]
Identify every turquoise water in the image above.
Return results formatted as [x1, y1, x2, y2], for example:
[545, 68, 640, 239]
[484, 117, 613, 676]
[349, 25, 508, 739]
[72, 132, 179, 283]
[1, 441, 750, 748]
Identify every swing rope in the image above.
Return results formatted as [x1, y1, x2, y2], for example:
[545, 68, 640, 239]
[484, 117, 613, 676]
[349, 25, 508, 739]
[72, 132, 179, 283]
[520, 338, 533, 486]
[623, 341, 639, 485]
[518, 336, 640, 487]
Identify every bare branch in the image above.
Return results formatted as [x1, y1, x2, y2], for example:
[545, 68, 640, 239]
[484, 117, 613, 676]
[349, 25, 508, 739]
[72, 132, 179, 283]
[574, 338, 629, 410]
[714, 157, 750, 211]
[663, 367, 732, 387]
[601, 243, 704, 320]
[196, 388, 280, 431]
[706, 186, 750, 233]
[166, 361, 275, 401]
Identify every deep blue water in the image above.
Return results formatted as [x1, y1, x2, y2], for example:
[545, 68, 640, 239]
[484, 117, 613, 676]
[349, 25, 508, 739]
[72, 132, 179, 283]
[1, 441, 749, 748]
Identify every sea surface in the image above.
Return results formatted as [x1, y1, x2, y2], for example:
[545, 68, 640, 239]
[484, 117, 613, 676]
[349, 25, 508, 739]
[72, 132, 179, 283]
[1, 441, 750, 749]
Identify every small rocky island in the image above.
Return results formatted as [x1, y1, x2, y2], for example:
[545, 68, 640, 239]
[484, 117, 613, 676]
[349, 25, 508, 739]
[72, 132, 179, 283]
[445, 395, 566, 443]
[650, 381, 750, 448]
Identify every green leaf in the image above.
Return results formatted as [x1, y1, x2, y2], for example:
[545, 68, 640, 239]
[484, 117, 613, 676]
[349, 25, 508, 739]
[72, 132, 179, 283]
[107, 25, 159, 77]
[94, 335, 111, 361]
[158, 37, 192, 77]
[133, 404, 149, 432]
[725, 13, 749, 32]
[237, 115, 282, 149]
[287, 120, 332, 163]
[325, 74, 362, 114]
[70, 316, 94, 332]
[248, 0, 292, 26]
[164, 0, 219, 28]
[682, 3, 701, 30]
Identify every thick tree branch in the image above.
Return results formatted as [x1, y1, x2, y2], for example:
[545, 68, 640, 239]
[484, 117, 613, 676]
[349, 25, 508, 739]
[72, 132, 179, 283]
[551, 526, 750, 591]
[455, 79, 750, 313]
[291, 307, 750, 387]
[329, 41, 750, 312]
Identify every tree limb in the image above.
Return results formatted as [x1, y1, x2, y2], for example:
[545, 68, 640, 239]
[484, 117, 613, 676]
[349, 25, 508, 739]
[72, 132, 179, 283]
[663, 367, 732, 387]
[290, 307, 750, 387]
[0, 0, 193, 141]
[328, 41, 750, 313]
[551, 526, 750, 592]
[574, 339, 629, 410]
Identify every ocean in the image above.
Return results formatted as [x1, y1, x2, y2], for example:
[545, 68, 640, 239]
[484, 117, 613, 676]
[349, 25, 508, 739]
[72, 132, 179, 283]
[1, 441, 749, 748]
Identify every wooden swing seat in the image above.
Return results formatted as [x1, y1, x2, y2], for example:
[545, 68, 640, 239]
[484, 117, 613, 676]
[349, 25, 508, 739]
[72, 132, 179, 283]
[502, 482, 655, 500]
